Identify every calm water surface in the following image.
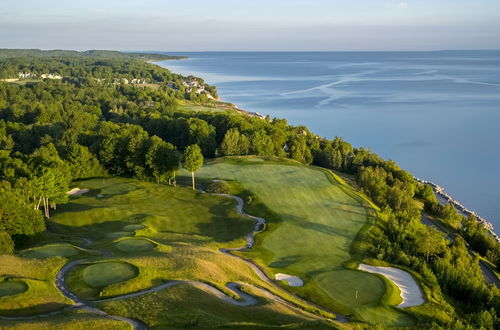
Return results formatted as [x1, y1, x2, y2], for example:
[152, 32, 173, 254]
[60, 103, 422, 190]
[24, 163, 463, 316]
[157, 51, 500, 230]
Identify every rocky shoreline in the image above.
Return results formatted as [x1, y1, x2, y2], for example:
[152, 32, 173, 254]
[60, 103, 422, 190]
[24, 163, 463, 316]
[415, 178, 498, 241]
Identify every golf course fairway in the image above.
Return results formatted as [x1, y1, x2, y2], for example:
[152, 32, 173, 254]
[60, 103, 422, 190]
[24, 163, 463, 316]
[193, 157, 416, 325]
[0, 177, 340, 329]
[1, 166, 419, 328]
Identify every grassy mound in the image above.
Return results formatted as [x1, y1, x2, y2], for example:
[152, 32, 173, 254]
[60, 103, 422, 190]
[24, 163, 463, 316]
[206, 180, 230, 194]
[82, 262, 138, 288]
[0, 280, 28, 297]
[22, 244, 80, 259]
[115, 238, 156, 252]
[122, 224, 145, 231]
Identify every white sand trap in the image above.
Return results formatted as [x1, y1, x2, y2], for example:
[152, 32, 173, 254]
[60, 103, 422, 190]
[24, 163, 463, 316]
[275, 273, 303, 287]
[359, 264, 425, 308]
[67, 188, 90, 196]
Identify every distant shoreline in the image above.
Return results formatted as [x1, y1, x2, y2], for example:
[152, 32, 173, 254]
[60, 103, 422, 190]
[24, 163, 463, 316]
[154, 54, 498, 239]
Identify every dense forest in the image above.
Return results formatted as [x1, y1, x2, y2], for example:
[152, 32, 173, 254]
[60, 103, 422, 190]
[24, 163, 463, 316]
[0, 49, 498, 328]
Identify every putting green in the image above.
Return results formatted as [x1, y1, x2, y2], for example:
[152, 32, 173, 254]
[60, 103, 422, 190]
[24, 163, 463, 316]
[22, 245, 80, 259]
[0, 280, 28, 297]
[115, 238, 156, 252]
[122, 224, 145, 231]
[106, 232, 135, 239]
[83, 262, 138, 288]
[315, 270, 385, 307]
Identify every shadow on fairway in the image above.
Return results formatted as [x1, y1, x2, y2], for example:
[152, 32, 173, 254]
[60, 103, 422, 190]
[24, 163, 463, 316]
[281, 213, 358, 241]
[269, 255, 302, 268]
[195, 200, 255, 243]
[56, 202, 102, 213]
[49, 218, 149, 240]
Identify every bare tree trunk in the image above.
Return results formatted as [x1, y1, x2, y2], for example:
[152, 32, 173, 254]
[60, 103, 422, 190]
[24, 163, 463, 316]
[173, 171, 176, 187]
[191, 171, 195, 190]
[44, 197, 50, 218]
[42, 196, 47, 218]
[36, 196, 42, 210]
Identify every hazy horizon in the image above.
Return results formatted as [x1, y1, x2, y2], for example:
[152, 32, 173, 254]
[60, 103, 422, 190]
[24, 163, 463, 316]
[1, 0, 499, 51]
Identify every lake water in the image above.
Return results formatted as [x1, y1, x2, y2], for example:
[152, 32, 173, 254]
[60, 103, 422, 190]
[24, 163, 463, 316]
[156, 51, 500, 231]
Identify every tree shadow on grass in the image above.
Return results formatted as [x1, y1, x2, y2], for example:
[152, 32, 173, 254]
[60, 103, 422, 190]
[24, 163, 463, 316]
[193, 197, 256, 243]
[56, 202, 103, 213]
[279, 213, 362, 242]
[268, 255, 302, 268]
[197, 214, 254, 243]
[47, 213, 152, 240]
[0, 302, 70, 317]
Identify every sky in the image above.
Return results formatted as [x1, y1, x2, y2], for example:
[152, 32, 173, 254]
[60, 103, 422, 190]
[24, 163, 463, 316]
[0, 0, 499, 51]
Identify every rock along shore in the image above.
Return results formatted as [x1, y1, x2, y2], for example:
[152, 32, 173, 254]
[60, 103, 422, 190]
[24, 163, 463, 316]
[414, 177, 499, 241]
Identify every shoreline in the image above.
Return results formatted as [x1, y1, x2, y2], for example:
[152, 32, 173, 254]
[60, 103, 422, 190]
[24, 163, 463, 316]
[151, 59, 265, 119]
[153, 57, 497, 240]
[415, 177, 498, 241]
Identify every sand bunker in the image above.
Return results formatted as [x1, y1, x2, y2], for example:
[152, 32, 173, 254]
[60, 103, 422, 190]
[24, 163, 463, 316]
[275, 273, 303, 287]
[67, 188, 90, 196]
[358, 264, 425, 308]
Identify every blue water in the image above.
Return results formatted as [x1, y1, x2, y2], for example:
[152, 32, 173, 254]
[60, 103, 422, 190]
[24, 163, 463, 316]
[156, 51, 500, 230]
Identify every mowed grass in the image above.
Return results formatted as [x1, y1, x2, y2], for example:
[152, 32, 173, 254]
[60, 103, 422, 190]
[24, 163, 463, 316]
[0, 280, 28, 297]
[0, 256, 73, 316]
[51, 177, 254, 246]
[83, 262, 139, 288]
[42, 177, 333, 328]
[21, 244, 81, 259]
[190, 157, 414, 325]
[115, 238, 156, 252]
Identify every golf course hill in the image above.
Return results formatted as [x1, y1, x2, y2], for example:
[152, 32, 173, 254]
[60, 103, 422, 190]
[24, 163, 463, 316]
[0, 49, 498, 329]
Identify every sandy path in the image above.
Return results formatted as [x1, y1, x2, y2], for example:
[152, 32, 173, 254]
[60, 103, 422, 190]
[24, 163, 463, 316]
[358, 264, 425, 308]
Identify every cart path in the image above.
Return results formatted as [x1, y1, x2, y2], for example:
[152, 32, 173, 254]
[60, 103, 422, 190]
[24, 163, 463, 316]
[1, 191, 345, 328]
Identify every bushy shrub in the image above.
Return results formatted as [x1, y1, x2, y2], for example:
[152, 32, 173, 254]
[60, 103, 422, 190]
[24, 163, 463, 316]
[206, 180, 230, 194]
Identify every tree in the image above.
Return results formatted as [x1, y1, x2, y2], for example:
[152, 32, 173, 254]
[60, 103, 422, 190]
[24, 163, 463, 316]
[145, 136, 179, 184]
[219, 128, 249, 156]
[187, 118, 217, 156]
[29, 144, 70, 218]
[0, 231, 14, 254]
[182, 144, 203, 190]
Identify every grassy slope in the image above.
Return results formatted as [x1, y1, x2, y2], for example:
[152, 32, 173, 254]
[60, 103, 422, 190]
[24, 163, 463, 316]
[96, 284, 329, 329]
[190, 157, 415, 326]
[0, 309, 131, 330]
[0, 256, 72, 316]
[1, 177, 333, 329]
